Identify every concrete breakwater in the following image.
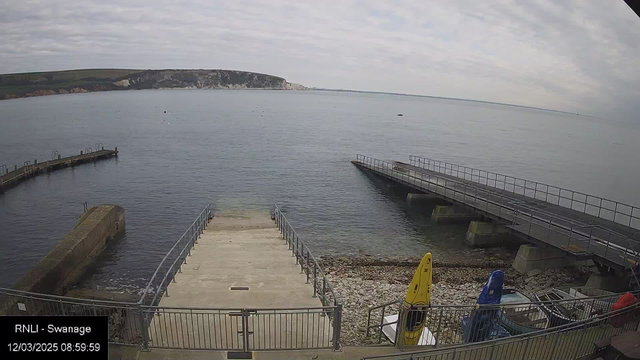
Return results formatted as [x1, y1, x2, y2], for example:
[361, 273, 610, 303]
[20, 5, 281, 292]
[0, 147, 118, 194]
[12, 204, 125, 297]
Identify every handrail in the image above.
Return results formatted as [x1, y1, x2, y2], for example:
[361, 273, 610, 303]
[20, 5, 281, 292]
[409, 155, 640, 230]
[368, 289, 640, 311]
[363, 299, 640, 360]
[366, 299, 402, 342]
[140, 305, 339, 311]
[0, 287, 139, 307]
[273, 204, 340, 307]
[273, 204, 343, 350]
[365, 289, 640, 345]
[354, 155, 640, 269]
[0, 284, 343, 351]
[138, 203, 213, 306]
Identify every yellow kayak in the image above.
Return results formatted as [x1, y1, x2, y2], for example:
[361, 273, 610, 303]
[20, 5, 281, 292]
[401, 252, 432, 345]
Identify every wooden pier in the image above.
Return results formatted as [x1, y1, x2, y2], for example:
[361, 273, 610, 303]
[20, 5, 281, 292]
[0, 148, 118, 194]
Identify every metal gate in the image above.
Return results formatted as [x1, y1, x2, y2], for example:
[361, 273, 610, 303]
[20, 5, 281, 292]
[144, 306, 341, 351]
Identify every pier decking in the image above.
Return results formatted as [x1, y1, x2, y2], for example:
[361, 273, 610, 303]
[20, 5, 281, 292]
[0, 148, 118, 194]
[147, 212, 334, 351]
[158, 213, 320, 308]
[353, 155, 640, 271]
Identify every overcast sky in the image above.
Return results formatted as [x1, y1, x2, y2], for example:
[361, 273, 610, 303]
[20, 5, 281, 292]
[1, 0, 639, 120]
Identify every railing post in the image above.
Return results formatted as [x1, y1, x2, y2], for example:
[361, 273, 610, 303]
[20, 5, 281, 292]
[241, 309, 250, 353]
[312, 262, 317, 297]
[375, 305, 386, 342]
[305, 249, 310, 283]
[434, 307, 443, 348]
[138, 305, 150, 351]
[520, 338, 530, 360]
[605, 231, 612, 258]
[489, 342, 496, 360]
[549, 331, 561, 358]
[300, 244, 305, 273]
[322, 277, 327, 307]
[395, 306, 405, 349]
[572, 321, 589, 359]
[333, 304, 342, 350]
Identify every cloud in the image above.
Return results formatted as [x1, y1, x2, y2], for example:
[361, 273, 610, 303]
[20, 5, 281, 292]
[0, 0, 638, 121]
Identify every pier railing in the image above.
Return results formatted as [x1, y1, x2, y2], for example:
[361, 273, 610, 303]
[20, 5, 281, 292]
[273, 204, 342, 350]
[138, 203, 213, 306]
[1, 147, 118, 194]
[273, 204, 341, 308]
[366, 289, 640, 348]
[409, 155, 640, 230]
[363, 300, 640, 360]
[355, 155, 640, 270]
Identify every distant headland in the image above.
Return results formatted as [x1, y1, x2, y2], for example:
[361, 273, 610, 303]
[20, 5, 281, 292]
[0, 69, 308, 100]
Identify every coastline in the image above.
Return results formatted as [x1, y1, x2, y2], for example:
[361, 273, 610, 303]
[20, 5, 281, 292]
[0, 68, 308, 101]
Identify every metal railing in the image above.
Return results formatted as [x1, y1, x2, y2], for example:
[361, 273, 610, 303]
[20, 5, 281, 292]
[366, 289, 640, 348]
[273, 205, 342, 350]
[146, 305, 338, 351]
[1, 147, 116, 184]
[0, 287, 145, 346]
[0, 287, 340, 351]
[363, 300, 640, 360]
[355, 155, 640, 270]
[409, 155, 640, 230]
[139, 204, 213, 306]
[273, 204, 341, 308]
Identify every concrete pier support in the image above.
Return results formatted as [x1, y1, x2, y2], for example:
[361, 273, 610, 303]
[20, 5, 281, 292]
[431, 205, 481, 224]
[585, 274, 627, 293]
[406, 193, 447, 208]
[512, 244, 591, 274]
[465, 221, 510, 247]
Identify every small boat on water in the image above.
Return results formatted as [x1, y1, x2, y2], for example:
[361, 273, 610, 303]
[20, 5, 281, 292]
[498, 288, 549, 334]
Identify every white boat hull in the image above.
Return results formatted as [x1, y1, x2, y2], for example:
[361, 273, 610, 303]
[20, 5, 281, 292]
[381, 314, 436, 346]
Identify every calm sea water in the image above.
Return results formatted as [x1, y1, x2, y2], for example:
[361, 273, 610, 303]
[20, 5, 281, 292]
[1, 90, 639, 292]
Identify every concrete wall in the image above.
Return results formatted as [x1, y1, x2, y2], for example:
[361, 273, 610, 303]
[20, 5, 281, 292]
[12, 205, 125, 295]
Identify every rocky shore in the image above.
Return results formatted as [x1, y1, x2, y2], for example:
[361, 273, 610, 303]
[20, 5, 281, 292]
[319, 254, 593, 346]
